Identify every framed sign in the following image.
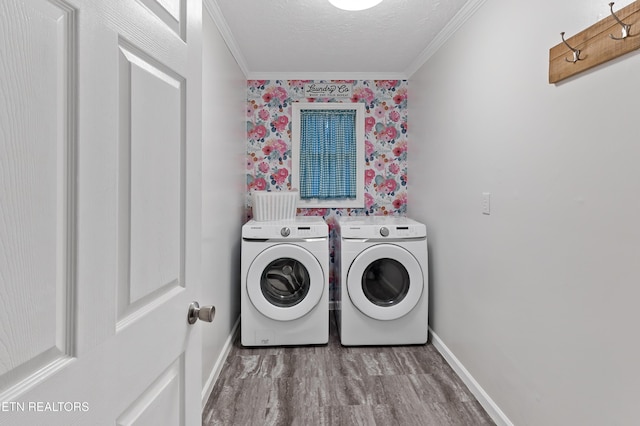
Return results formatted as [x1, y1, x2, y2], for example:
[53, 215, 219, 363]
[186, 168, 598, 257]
[304, 83, 352, 98]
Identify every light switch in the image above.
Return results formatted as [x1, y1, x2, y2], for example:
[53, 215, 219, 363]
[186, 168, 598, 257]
[482, 192, 491, 215]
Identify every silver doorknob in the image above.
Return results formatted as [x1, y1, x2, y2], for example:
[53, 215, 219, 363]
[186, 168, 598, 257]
[187, 301, 215, 324]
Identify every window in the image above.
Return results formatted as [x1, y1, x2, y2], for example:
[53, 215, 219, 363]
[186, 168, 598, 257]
[291, 103, 365, 208]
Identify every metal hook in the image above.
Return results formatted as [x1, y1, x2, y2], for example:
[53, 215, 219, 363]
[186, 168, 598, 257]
[561, 32, 582, 63]
[609, 2, 631, 40]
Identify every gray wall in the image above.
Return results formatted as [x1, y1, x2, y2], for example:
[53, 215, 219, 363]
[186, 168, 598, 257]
[201, 7, 245, 401]
[409, 0, 640, 424]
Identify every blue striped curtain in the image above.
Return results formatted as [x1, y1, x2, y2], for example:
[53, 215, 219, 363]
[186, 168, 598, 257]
[299, 109, 357, 199]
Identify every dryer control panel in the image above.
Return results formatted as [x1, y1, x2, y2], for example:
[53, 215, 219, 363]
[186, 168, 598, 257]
[337, 216, 426, 239]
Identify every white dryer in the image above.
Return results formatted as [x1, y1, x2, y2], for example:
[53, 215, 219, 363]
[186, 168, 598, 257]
[241, 217, 328, 346]
[335, 216, 428, 346]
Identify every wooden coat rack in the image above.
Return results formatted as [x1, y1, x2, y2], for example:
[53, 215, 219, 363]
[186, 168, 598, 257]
[549, 1, 640, 83]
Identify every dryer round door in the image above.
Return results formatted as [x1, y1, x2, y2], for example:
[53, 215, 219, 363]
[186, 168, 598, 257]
[347, 244, 423, 320]
[247, 244, 325, 321]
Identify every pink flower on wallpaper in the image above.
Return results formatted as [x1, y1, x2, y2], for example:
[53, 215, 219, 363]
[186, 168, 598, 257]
[272, 116, 289, 132]
[246, 157, 254, 169]
[393, 88, 408, 105]
[246, 105, 254, 117]
[258, 109, 270, 121]
[365, 140, 375, 157]
[376, 80, 399, 90]
[365, 117, 376, 133]
[363, 88, 375, 103]
[379, 126, 397, 142]
[351, 87, 375, 104]
[263, 86, 288, 104]
[374, 160, 385, 171]
[388, 163, 400, 174]
[393, 141, 407, 157]
[249, 124, 267, 140]
[262, 145, 273, 155]
[389, 110, 400, 122]
[253, 177, 267, 190]
[384, 179, 397, 193]
[274, 87, 288, 102]
[365, 193, 375, 209]
[273, 139, 288, 154]
[374, 107, 386, 119]
[258, 162, 270, 173]
[249, 80, 267, 88]
[273, 168, 288, 185]
[289, 80, 310, 89]
[393, 193, 407, 209]
[364, 169, 376, 185]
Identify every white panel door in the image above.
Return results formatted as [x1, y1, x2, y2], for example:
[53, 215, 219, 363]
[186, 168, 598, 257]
[0, 0, 203, 424]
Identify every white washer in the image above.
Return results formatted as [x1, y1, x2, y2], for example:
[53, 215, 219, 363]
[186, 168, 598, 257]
[335, 216, 428, 346]
[241, 217, 329, 346]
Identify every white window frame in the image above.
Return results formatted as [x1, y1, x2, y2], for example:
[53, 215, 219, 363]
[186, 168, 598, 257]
[291, 102, 365, 208]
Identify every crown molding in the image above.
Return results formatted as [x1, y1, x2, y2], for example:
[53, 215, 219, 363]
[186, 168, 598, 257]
[202, 0, 250, 77]
[245, 72, 408, 81]
[405, 0, 488, 78]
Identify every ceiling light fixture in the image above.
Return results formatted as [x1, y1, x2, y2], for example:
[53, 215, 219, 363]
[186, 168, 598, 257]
[328, 0, 384, 11]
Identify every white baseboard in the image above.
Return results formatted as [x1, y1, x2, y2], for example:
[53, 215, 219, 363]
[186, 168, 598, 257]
[201, 317, 240, 407]
[429, 328, 513, 426]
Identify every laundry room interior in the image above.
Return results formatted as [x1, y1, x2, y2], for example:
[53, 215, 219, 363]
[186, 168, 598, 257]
[5, 0, 639, 422]
[199, 0, 640, 424]
[7, 0, 640, 424]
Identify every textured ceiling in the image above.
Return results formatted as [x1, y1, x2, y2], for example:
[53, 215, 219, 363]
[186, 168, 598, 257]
[206, 0, 480, 79]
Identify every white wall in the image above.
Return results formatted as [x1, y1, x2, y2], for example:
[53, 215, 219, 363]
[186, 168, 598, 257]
[201, 7, 245, 400]
[409, 0, 640, 424]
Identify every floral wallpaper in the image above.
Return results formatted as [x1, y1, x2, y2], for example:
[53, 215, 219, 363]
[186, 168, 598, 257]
[247, 80, 408, 216]
[246, 79, 409, 298]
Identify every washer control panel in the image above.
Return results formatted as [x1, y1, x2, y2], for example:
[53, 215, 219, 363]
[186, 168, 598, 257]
[242, 217, 328, 239]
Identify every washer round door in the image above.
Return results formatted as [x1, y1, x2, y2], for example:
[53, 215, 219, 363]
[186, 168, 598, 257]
[347, 244, 423, 320]
[247, 244, 325, 321]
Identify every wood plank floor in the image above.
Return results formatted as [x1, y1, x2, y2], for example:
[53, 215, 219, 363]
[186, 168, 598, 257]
[203, 315, 495, 426]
